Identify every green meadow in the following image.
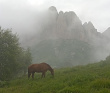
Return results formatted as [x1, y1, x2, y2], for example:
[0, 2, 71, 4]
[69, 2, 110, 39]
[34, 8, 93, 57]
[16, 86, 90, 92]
[1, 60, 110, 93]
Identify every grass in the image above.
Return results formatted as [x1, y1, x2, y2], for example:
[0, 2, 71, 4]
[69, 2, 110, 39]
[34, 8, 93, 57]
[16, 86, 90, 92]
[1, 61, 110, 93]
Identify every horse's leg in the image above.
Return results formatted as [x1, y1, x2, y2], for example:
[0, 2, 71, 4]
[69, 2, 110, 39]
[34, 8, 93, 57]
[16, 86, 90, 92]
[32, 72, 34, 79]
[42, 72, 46, 78]
[41, 72, 43, 78]
[41, 72, 45, 78]
[28, 73, 31, 79]
[44, 72, 46, 78]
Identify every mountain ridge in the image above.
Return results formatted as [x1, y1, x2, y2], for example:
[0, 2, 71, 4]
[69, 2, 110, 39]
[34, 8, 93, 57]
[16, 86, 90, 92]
[22, 6, 110, 67]
[37, 6, 104, 43]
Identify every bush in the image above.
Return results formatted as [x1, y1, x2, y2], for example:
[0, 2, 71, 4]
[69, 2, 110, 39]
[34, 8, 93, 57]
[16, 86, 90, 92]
[0, 27, 32, 80]
[0, 81, 9, 88]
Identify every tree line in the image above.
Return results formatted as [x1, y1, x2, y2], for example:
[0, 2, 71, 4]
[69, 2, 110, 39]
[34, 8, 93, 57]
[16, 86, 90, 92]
[0, 27, 32, 80]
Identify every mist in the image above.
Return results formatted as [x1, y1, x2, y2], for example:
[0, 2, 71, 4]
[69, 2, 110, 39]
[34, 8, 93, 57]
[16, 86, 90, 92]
[1, 0, 110, 35]
[0, 0, 110, 67]
[0, 0, 42, 44]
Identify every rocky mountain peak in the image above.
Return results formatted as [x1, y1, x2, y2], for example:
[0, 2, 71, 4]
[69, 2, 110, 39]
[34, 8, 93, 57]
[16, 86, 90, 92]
[88, 21, 95, 29]
[103, 27, 110, 39]
[104, 27, 110, 33]
[48, 6, 58, 14]
[83, 21, 95, 29]
[83, 21, 97, 34]
[38, 6, 106, 42]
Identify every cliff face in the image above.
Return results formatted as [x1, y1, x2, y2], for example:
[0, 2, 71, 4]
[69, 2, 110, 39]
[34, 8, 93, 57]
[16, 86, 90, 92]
[39, 6, 103, 44]
[28, 6, 110, 67]
[103, 27, 110, 39]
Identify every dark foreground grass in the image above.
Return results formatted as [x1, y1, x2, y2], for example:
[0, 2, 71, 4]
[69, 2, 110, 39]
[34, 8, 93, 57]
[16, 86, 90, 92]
[1, 61, 110, 93]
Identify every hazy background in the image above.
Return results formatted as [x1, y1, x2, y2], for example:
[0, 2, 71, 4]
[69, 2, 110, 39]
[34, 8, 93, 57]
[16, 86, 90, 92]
[0, 0, 110, 37]
[0, 0, 110, 67]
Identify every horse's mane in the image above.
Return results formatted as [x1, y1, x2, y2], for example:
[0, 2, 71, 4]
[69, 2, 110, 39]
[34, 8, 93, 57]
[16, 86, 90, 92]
[41, 62, 53, 70]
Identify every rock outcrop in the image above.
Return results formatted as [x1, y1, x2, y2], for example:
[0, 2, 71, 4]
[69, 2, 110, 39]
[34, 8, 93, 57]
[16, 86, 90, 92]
[29, 6, 110, 67]
[39, 6, 102, 44]
[103, 27, 110, 39]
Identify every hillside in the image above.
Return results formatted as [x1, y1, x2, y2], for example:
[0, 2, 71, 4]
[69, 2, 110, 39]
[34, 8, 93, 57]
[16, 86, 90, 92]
[1, 59, 110, 93]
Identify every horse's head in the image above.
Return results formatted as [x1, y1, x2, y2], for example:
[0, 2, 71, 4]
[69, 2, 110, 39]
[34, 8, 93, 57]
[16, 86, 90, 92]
[51, 69, 54, 77]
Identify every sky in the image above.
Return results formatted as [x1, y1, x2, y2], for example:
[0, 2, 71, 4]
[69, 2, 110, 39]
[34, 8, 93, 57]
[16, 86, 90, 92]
[0, 0, 110, 36]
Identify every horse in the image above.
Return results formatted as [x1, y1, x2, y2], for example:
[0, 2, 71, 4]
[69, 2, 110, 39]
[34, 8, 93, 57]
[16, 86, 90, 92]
[28, 62, 54, 79]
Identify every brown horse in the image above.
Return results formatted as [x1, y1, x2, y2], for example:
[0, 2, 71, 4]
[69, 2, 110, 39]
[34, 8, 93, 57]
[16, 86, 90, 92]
[28, 62, 54, 79]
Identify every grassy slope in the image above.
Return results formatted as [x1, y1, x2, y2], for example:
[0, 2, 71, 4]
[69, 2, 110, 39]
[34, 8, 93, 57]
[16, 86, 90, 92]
[1, 61, 110, 93]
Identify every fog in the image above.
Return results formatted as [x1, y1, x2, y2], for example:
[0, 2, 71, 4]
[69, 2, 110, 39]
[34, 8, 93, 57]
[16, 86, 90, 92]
[0, 0, 110, 35]
[0, 0, 110, 66]
[0, 0, 37, 41]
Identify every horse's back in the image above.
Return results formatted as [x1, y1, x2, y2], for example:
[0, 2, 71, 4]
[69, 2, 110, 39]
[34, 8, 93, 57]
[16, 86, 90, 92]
[40, 62, 51, 69]
[28, 63, 50, 72]
[28, 64, 39, 72]
[28, 64, 38, 69]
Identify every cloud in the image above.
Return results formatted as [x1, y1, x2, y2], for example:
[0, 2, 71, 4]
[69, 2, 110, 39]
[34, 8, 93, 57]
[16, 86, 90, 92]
[0, 0, 110, 35]
[0, 0, 38, 35]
